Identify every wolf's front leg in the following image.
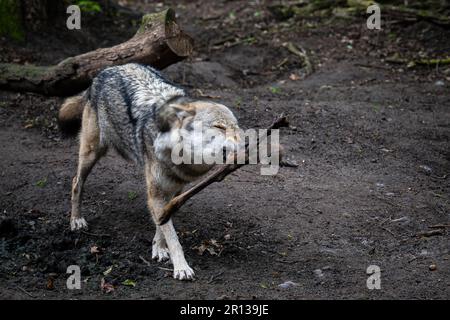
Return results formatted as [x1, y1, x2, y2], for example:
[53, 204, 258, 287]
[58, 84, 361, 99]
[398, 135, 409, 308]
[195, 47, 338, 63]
[159, 218, 195, 280]
[152, 226, 170, 262]
[145, 164, 194, 280]
[149, 202, 194, 280]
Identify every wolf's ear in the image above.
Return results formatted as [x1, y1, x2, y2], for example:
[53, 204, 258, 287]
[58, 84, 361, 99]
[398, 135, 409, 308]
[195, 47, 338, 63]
[156, 103, 196, 132]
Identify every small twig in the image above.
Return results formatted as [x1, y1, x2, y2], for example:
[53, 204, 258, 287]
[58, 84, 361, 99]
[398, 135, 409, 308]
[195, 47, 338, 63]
[417, 229, 444, 238]
[284, 42, 313, 75]
[429, 224, 450, 229]
[207, 271, 224, 284]
[158, 266, 173, 272]
[201, 14, 222, 21]
[355, 63, 391, 71]
[193, 89, 221, 99]
[382, 227, 396, 237]
[18, 286, 35, 298]
[430, 174, 448, 180]
[139, 255, 152, 267]
[275, 259, 300, 264]
[212, 36, 236, 46]
[81, 230, 111, 238]
[275, 57, 289, 69]
[280, 159, 299, 167]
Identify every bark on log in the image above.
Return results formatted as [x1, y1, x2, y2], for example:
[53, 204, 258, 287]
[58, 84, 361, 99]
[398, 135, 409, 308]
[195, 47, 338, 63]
[0, 8, 193, 96]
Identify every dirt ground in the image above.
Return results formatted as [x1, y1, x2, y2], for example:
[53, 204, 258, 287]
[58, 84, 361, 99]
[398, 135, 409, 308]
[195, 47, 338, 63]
[0, 0, 449, 299]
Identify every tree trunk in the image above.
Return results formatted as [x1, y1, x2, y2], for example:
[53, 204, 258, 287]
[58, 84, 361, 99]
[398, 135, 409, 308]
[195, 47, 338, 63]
[0, 8, 194, 96]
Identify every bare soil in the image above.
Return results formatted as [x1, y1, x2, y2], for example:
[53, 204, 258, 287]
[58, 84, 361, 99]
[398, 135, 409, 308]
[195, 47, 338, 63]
[0, 0, 449, 299]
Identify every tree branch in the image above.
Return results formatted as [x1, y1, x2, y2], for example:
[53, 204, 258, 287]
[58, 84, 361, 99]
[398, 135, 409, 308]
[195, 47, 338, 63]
[0, 8, 193, 96]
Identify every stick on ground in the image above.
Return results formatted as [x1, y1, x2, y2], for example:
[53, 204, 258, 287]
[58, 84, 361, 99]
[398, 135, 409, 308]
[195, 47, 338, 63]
[157, 115, 289, 225]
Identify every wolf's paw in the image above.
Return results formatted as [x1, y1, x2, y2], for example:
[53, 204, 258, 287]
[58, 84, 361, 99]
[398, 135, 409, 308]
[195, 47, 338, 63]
[152, 243, 170, 262]
[173, 265, 195, 281]
[70, 217, 88, 231]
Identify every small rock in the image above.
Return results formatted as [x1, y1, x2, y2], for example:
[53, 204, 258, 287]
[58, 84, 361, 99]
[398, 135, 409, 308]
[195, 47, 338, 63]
[376, 182, 385, 188]
[434, 80, 445, 86]
[429, 264, 437, 271]
[419, 165, 432, 175]
[342, 212, 352, 218]
[390, 216, 410, 225]
[313, 269, 324, 278]
[278, 281, 298, 289]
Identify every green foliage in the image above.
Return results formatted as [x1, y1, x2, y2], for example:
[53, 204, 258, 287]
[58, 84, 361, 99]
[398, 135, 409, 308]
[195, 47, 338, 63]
[122, 279, 137, 287]
[127, 191, 138, 200]
[0, 0, 25, 41]
[75, 0, 101, 13]
[36, 178, 47, 188]
[270, 86, 281, 94]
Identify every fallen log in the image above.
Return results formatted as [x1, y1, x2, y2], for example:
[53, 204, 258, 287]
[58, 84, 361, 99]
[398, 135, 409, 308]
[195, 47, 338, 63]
[0, 8, 193, 96]
[158, 115, 289, 225]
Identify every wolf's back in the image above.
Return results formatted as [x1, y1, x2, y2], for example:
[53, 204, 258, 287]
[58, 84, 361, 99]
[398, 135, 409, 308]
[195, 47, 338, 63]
[58, 63, 186, 164]
[58, 63, 184, 139]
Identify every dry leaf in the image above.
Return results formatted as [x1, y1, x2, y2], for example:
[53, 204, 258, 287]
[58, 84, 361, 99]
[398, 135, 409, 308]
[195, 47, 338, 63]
[103, 266, 113, 276]
[100, 278, 115, 293]
[193, 239, 223, 256]
[46, 277, 55, 290]
[289, 73, 300, 81]
[90, 246, 100, 254]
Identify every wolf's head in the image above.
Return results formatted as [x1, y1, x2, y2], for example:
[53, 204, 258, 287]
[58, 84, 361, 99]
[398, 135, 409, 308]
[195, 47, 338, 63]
[154, 99, 240, 174]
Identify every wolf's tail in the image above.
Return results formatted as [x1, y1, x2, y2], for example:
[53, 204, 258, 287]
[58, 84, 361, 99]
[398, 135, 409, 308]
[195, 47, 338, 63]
[58, 92, 87, 136]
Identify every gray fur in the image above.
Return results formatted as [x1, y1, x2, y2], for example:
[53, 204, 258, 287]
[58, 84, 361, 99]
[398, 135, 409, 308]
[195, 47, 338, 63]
[89, 63, 186, 165]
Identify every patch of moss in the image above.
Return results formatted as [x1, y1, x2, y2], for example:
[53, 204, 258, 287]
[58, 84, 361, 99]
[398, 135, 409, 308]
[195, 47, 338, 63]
[136, 9, 173, 35]
[0, 63, 50, 83]
[0, 0, 24, 41]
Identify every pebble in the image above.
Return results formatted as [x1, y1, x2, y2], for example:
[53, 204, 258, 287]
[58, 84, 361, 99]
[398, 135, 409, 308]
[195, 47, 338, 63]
[313, 269, 324, 278]
[390, 216, 410, 225]
[419, 165, 432, 175]
[278, 281, 298, 289]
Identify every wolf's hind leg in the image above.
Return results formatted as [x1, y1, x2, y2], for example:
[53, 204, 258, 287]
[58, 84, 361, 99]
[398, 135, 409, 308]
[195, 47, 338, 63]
[71, 104, 105, 231]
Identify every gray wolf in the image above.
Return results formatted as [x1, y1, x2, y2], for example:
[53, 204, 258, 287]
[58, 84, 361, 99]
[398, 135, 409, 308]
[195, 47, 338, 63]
[59, 63, 240, 280]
